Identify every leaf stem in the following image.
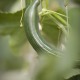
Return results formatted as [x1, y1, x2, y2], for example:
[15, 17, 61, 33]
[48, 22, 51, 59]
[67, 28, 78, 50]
[42, 0, 49, 9]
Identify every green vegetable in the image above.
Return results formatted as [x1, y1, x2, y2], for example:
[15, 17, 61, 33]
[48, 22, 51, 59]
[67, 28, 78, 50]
[24, 0, 61, 56]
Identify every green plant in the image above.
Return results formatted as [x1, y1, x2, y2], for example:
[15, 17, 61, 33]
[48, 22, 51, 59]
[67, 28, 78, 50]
[24, 0, 80, 80]
[24, 0, 62, 56]
[0, 0, 80, 80]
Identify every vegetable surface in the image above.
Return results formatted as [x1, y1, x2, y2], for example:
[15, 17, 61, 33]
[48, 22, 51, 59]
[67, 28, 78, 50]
[24, 0, 61, 56]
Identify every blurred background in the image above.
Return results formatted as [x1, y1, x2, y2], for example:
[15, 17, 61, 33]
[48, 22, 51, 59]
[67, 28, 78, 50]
[0, 0, 80, 80]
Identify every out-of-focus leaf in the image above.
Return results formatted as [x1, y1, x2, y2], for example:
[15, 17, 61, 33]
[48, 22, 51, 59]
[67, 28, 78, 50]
[64, 69, 80, 79]
[9, 27, 27, 54]
[68, 7, 80, 67]
[0, 0, 17, 11]
[68, 74, 80, 80]
[73, 0, 80, 5]
[0, 10, 27, 54]
[33, 54, 58, 80]
[25, 0, 33, 8]
[0, 36, 26, 70]
[0, 0, 26, 12]
[0, 11, 22, 35]
[33, 53, 67, 80]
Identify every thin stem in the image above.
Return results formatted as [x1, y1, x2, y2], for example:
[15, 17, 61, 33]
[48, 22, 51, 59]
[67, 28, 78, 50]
[57, 29, 61, 47]
[66, 6, 69, 33]
[40, 0, 43, 9]
[64, 0, 70, 33]
[64, 0, 69, 7]
[20, 0, 24, 27]
[42, 0, 49, 9]
[46, 0, 49, 9]
[39, 9, 67, 18]
[48, 14, 68, 37]
[39, 9, 68, 27]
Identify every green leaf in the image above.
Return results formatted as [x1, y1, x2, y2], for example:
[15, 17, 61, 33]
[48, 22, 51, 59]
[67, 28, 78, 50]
[0, 11, 22, 35]
[0, 0, 26, 12]
[25, 0, 33, 8]
[0, 0, 17, 11]
[33, 54, 66, 80]
[0, 36, 26, 70]
[9, 27, 27, 54]
[40, 9, 67, 46]
[0, 10, 27, 54]
[73, 0, 80, 4]
[64, 69, 80, 79]
[68, 7, 80, 66]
